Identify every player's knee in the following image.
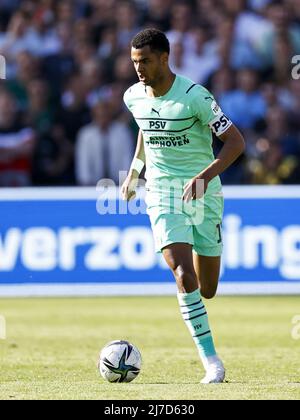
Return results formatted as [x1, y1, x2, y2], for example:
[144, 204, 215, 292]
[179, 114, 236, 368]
[200, 288, 217, 300]
[174, 265, 193, 280]
[174, 266, 196, 290]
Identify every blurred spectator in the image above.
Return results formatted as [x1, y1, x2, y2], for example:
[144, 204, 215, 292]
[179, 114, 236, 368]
[57, 72, 91, 144]
[32, 124, 74, 186]
[73, 18, 93, 45]
[195, 0, 225, 28]
[89, 0, 116, 29]
[75, 101, 133, 186]
[219, 68, 267, 130]
[247, 106, 300, 184]
[25, 78, 73, 185]
[169, 28, 219, 85]
[255, 1, 300, 74]
[247, 142, 300, 184]
[25, 78, 53, 135]
[142, 0, 172, 31]
[0, 12, 36, 61]
[81, 59, 106, 107]
[73, 41, 98, 72]
[98, 25, 120, 61]
[222, 0, 269, 47]
[56, 0, 75, 25]
[287, 0, 300, 25]
[261, 81, 282, 108]
[0, 90, 35, 186]
[113, 52, 136, 86]
[208, 14, 263, 70]
[7, 51, 41, 110]
[42, 22, 75, 96]
[0, 0, 298, 187]
[167, 1, 196, 53]
[210, 67, 235, 99]
[115, 0, 141, 49]
[286, 79, 300, 132]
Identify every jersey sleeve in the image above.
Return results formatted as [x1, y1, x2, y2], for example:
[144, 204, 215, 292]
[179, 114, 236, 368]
[123, 87, 133, 113]
[192, 87, 233, 137]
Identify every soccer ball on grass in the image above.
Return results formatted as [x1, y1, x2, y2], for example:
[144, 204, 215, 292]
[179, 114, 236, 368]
[98, 340, 142, 383]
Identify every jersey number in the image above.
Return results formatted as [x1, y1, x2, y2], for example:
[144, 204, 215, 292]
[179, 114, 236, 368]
[217, 224, 222, 244]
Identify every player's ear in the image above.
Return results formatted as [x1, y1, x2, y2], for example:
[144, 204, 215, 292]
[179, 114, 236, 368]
[160, 52, 169, 66]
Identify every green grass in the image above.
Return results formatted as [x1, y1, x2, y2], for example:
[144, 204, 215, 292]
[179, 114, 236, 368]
[0, 296, 300, 400]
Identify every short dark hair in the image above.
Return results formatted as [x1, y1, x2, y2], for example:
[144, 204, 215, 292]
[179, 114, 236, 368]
[131, 28, 170, 55]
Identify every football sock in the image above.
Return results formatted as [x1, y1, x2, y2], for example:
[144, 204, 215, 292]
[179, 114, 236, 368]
[177, 288, 217, 366]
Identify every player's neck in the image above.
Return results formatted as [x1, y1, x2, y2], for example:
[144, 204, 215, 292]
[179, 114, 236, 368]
[147, 72, 176, 98]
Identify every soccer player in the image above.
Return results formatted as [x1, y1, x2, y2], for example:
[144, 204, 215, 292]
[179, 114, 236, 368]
[121, 29, 245, 384]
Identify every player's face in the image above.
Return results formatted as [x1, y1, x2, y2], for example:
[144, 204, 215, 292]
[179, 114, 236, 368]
[131, 46, 167, 87]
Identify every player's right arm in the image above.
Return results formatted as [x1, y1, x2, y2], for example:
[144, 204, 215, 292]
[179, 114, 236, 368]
[121, 129, 145, 201]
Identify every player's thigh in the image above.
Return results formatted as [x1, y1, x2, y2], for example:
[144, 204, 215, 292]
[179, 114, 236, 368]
[193, 254, 221, 299]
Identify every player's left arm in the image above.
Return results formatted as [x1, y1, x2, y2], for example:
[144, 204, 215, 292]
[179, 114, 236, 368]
[202, 123, 245, 184]
[183, 124, 245, 202]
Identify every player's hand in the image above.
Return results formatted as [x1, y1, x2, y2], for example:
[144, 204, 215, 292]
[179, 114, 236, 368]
[182, 175, 209, 203]
[121, 173, 138, 201]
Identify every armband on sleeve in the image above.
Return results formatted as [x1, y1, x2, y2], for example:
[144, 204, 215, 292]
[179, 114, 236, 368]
[209, 113, 233, 136]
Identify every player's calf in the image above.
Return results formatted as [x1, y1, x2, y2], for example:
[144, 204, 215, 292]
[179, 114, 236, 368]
[193, 255, 221, 300]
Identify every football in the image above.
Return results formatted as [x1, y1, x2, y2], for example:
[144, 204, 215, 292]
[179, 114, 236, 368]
[98, 340, 142, 383]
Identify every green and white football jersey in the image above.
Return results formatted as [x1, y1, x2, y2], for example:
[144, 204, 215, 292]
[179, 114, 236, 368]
[123, 75, 232, 194]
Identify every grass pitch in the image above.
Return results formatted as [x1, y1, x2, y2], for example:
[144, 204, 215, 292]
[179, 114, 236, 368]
[0, 296, 299, 400]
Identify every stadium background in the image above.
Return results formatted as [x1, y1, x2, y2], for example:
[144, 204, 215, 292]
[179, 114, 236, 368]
[0, 0, 299, 295]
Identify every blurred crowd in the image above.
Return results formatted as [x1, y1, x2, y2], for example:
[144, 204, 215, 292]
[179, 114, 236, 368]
[0, 0, 299, 187]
